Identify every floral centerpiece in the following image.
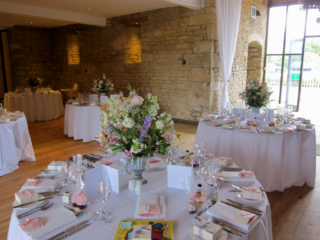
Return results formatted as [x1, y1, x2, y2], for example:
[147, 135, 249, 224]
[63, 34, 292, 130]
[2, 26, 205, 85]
[26, 76, 43, 87]
[239, 80, 273, 112]
[97, 85, 180, 182]
[92, 74, 114, 95]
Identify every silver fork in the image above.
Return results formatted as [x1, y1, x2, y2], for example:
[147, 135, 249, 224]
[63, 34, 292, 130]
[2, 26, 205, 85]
[17, 202, 54, 219]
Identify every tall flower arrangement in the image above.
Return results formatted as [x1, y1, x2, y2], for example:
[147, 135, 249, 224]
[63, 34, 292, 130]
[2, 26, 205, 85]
[92, 74, 114, 93]
[239, 80, 273, 108]
[97, 85, 180, 161]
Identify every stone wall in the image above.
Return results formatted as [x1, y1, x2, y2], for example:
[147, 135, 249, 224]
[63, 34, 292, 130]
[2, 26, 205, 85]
[7, 0, 269, 120]
[247, 41, 263, 82]
[50, 2, 216, 121]
[217, 0, 268, 107]
[7, 26, 54, 87]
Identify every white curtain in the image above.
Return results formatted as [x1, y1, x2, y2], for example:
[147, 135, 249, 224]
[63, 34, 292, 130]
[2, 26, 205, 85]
[217, 0, 242, 111]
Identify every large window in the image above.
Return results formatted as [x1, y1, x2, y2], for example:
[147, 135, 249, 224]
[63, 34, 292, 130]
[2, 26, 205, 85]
[265, 5, 320, 111]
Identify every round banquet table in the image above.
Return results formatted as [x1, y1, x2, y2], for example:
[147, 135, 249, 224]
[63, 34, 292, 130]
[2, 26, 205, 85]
[64, 104, 102, 142]
[8, 153, 272, 240]
[4, 93, 64, 122]
[195, 120, 316, 192]
[0, 115, 35, 176]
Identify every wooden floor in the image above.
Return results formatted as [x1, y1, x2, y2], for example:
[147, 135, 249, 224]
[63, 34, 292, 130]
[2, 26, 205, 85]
[0, 117, 319, 240]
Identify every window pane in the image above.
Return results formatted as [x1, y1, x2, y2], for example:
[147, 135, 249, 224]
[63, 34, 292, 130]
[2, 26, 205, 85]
[306, 9, 320, 36]
[267, 7, 287, 54]
[280, 55, 301, 111]
[265, 55, 283, 108]
[285, 5, 306, 54]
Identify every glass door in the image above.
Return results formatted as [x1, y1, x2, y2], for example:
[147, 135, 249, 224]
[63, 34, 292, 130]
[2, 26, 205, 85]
[265, 5, 307, 111]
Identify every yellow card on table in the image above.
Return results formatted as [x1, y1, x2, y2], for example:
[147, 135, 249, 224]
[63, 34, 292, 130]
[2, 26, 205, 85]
[113, 219, 174, 240]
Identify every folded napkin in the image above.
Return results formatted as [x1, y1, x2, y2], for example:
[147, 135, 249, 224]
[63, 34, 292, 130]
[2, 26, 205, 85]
[20, 217, 43, 233]
[19, 207, 77, 239]
[222, 124, 233, 129]
[135, 195, 165, 219]
[95, 158, 114, 166]
[21, 179, 60, 192]
[262, 126, 274, 133]
[276, 127, 293, 132]
[219, 172, 256, 182]
[47, 161, 65, 171]
[207, 202, 257, 232]
[146, 157, 166, 170]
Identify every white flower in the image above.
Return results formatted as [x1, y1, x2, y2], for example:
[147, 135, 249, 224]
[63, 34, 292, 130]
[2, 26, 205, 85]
[148, 105, 158, 117]
[122, 117, 135, 129]
[156, 120, 164, 129]
[131, 96, 144, 105]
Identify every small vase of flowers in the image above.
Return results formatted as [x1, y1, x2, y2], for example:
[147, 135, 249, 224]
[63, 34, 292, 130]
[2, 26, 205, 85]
[239, 80, 273, 111]
[92, 74, 114, 95]
[26, 76, 43, 93]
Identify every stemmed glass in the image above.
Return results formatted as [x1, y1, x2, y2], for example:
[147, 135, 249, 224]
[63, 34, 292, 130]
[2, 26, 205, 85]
[199, 160, 210, 183]
[181, 176, 195, 198]
[97, 178, 114, 223]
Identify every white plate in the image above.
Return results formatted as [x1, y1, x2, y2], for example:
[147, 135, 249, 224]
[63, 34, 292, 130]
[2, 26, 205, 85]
[12, 195, 45, 209]
[40, 170, 63, 176]
[237, 192, 266, 203]
[190, 228, 228, 240]
[220, 161, 234, 167]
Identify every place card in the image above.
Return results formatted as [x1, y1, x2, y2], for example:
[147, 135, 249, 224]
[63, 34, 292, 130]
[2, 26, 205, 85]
[167, 164, 193, 189]
[85, 164, 120, 195]
[100, 96, 108, 104]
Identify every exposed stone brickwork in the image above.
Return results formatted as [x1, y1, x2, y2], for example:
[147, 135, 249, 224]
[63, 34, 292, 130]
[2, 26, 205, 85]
[7, 26, 54, 87]
[247, 41, 263, 82]
[7, 0, 268, 120]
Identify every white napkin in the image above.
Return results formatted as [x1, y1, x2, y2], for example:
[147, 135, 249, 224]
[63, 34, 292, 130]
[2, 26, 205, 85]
[19, 207, 77, 239]
[146, 158, 166, 170]
[21, 179, 60, 192]
[135, 195, 166, 219]
[219, 172, 256, 183]
[207, 202, 257, 232]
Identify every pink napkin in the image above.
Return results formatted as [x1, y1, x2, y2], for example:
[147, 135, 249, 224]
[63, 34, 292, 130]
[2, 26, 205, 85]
[240, 171, 255, 177]
[100, 158, 113, 165]
[20, 218, 43, 233]
[25, 179, 41, 187]
[147, 159, 161, 164]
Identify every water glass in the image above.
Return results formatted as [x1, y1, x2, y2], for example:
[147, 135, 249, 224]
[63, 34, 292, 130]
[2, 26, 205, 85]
[97, 178, 112, 215]
[181, 176, 195, 197]
[88, 199, 101, 221]
[100, 200, 115, 224]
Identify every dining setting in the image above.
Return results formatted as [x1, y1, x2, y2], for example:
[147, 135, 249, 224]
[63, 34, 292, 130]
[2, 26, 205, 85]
[7, 86, 275, 240]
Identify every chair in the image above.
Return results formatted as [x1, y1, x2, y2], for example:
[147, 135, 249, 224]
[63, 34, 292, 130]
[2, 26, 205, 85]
[60, 84, 78, 103]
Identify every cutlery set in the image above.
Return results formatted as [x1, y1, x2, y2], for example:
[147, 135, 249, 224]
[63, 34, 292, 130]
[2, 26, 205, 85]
[47, 220, 90, 240]
[221, 200, 263, 217]
[13, 197, 54, 209]
[17, 202, 54, 219]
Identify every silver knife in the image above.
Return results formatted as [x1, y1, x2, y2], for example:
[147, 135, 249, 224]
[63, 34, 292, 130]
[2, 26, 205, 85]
[55, 224, 91, 240]
[47, 220, 90, 240]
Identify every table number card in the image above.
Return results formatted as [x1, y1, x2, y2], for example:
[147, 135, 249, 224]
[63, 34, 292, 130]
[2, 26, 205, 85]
[167, 164, 193, 189]
[100, 96, 108, 104]
[85, 165, 120, 195]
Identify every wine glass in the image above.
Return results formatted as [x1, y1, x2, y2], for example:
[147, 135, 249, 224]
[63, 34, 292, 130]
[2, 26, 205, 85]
[199, 160, 210, 183]
[97, 178, 114, 223]
[199, 141, 207, 157]
[181, 176, 195, 198]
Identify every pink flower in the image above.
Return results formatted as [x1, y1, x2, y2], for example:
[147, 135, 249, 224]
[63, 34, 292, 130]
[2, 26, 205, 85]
[248, 92, 252, 95]
[163, 133, 171, 141]
[156, 142, 160, 145]
[125, 150, 133, 157]
[124, 128, 128, 131]
[131, 96, 144, 105]
[119, 124, 122, 129]
[253, 96, 257, 100]
[99, 80, 103, 84]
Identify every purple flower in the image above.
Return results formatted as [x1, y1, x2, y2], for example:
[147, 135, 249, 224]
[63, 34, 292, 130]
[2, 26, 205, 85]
[148, 93, 152, 98]
[156, 142, 160, 145]
[163, 133, 171, 141]
[140, 115, 152, 142]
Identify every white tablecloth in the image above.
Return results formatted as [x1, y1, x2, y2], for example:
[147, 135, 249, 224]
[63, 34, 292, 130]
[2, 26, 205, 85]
[4, 93, 64, 122]
[64, 104, 102, 142]
[196, 121, 316, 192]
[8, 154, 272, 240]
[0, 116, 35, 176]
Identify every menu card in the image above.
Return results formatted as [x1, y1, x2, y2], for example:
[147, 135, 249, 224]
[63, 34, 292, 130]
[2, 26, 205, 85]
[85, 165, 120, 195]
